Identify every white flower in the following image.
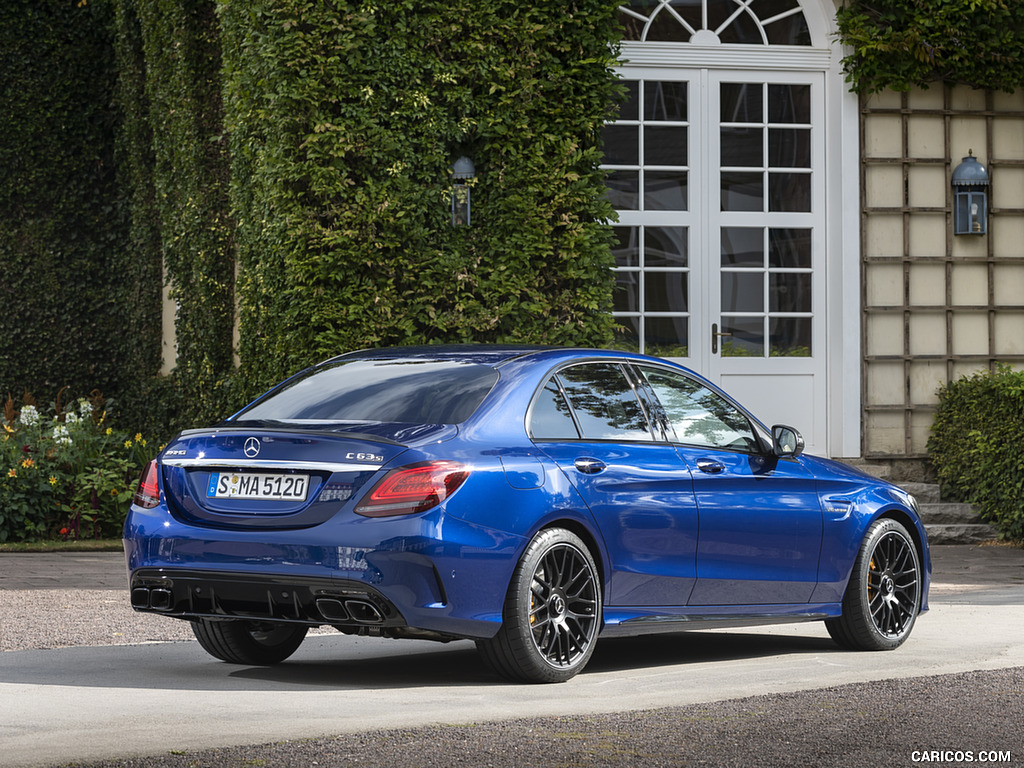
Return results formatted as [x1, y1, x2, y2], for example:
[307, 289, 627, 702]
[19, 405, 40, 427]
[78, 398, 94, 416]
[52, 425, 72, 447]
[65, 412, 80, 426]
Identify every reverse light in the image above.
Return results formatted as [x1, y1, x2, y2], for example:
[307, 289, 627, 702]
[355, 461, 469, 517]
[132, 459, 161, 509]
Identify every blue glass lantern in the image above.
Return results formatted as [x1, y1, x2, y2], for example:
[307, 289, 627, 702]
[951, 151, 990, 235]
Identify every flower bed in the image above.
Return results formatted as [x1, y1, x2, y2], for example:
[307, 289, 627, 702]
[1, 392, 157, 542]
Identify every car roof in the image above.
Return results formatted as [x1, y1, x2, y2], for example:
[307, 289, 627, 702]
[324, 344, 562, 367]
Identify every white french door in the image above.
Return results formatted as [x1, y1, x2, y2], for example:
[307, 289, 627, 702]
[606, 68, 827, 451]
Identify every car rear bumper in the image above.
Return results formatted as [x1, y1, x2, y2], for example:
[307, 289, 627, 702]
[129, 567, 410, 631]
[123, 504, 523, 640]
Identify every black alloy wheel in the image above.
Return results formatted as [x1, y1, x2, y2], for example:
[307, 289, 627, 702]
[477, 528, 601, 683]
[826, 518, 922, 651]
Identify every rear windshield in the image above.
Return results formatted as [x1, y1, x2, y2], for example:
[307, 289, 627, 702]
[235, 359, 499, 424]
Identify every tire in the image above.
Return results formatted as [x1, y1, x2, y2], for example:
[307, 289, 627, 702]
[477, 528, 601, 683]
[190, 619, 307, 665]
[826, 518, 922, 651]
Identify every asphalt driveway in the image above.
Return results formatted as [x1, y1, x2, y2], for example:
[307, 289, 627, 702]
[1, 544, 1022, 768]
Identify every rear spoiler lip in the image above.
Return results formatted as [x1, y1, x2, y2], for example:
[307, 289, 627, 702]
[175, 424, 408, 447]
[160, 456, 383, 473]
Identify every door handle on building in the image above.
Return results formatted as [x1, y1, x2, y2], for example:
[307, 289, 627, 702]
[711, 323, 732, 354]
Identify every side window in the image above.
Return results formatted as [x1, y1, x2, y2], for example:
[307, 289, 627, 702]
[557, 363, 653, 441]
[637, 366, 758, 451]
[529, 379, 581, 440]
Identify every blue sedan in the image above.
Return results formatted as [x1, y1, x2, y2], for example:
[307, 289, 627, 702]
[125, 346, 930, 683]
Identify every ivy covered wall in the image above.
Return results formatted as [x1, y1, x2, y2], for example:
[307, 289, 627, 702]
[3, 0, 621, 427]
[222, 0, 622, 396]
[0, 1, 145, 407]
[837, 0, 1024, 93]
[117, 0, 236, 426]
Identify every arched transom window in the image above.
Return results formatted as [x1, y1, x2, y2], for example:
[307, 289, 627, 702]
[618, 0, 811, 46]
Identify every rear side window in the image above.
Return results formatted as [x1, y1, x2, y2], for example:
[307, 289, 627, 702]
[529, 380, 581, 440]
[237, 360, 499, 424]
[542, 363, 653, 441]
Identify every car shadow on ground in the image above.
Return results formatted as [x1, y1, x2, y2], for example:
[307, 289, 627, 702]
[587, 630, 837, 675]
[230, 629, 838, 688]
[2, 628, 839, 692]
[183, 629, 840, 689]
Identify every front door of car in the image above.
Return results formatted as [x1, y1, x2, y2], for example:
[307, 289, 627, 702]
[529, 362, 698, 606]
[633, 364, 823, 606]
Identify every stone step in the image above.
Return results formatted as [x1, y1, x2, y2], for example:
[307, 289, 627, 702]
[917, 502, 984, 525]
[841, 459, 892, 480]
[877, 481, 999, 544]
[925, 523, 1001, 545]
[897, 482, 942, 504]
[833, 465, 997, 544]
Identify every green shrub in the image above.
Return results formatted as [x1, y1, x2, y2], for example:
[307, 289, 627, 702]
[928, 366, 1024, 541]
[0, 393, 157, 542]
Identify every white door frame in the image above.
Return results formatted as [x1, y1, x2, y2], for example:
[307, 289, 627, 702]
[613, 0, 861, 458]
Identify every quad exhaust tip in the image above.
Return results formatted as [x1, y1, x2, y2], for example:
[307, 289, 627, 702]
[315, 597, 385, 624]
[131, 587, 173, 611]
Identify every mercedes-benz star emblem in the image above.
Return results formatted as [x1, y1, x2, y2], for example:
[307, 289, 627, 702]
[243, 437, 261, 458]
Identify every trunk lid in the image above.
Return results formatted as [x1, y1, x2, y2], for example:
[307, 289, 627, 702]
[158, 423, 453, 529]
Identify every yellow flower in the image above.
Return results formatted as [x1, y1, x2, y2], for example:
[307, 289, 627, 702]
[49, 476, 58, 486]
[20, 458, 34, 469]
[134, 433, 143, 443]
[3, 424, 13, 433]
[106, 427, 113, 436]
[124, 440, 133, 449]
[7, 468, 16, 478]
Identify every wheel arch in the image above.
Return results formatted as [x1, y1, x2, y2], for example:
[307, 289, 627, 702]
[535, 516, 609, 599]
[874, 506, 931, 608]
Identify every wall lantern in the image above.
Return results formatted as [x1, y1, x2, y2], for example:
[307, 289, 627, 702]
[951, 150, 990, 235]
[450, 156, 475, 227]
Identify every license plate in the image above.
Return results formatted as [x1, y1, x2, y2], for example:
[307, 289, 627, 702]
[206, 472, 309, 501]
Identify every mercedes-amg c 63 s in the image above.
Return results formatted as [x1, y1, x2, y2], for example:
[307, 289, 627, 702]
[125, 346, 930, 683]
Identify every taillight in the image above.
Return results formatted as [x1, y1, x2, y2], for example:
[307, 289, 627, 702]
[355, 461, 469, 517]
[132, 459, 161, 509]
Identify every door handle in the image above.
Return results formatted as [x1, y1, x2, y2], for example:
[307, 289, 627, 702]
[696, 459, 725, 475]
[574, 457, 607, 475]
[711, 323, 733, 354]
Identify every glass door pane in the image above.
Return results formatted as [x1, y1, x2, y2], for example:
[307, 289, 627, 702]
[715, 76, 818, 361]
[605, 77, 694, 358]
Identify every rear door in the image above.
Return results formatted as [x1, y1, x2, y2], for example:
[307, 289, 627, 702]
[529, 362, 698, 606]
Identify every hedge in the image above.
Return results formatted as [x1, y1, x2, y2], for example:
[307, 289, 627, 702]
[4, 0, 623, 430]
[929, 366, 1024, 541]
[0, 1, 144, 410]
[221, 0, 622, 397]
[117, 0, 237, 426]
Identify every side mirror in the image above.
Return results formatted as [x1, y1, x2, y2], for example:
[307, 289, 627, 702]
[771, 424, 805, 457]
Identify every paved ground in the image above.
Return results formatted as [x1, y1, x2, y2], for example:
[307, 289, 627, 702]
[2, 544, 1022, 768]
